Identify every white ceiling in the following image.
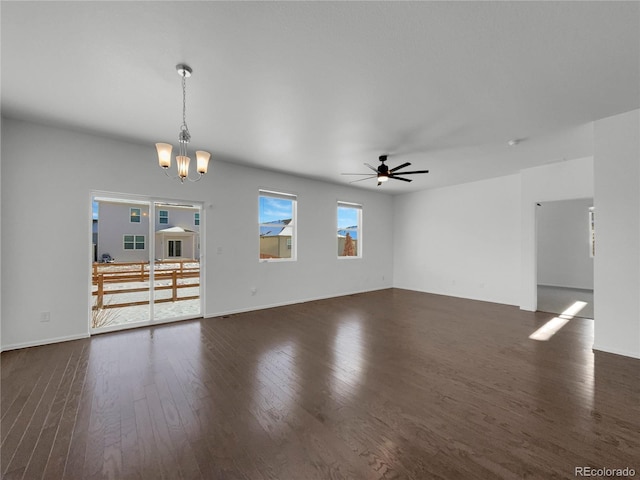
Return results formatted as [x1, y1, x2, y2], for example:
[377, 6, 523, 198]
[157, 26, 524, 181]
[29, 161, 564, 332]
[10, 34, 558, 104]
[2, 1, 638, 193]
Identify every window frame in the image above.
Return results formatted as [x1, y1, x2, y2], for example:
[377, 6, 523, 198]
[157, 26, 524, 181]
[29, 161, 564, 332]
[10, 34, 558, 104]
[130, 207, 141, 223]
[337, 201, 362, 259]
[194, 212, 200, 226]
[258, 189, 297, 262]
[123, 234, 145, 250]
[158, 210, 169, 225]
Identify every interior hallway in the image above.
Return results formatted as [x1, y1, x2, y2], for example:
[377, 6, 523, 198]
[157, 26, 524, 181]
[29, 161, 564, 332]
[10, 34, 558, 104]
[537, 285, 594, 319]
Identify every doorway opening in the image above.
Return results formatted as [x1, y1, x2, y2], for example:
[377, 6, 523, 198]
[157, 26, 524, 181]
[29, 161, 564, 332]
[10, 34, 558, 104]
[536, 198, 594, 319]
[90, 193, 203, 332]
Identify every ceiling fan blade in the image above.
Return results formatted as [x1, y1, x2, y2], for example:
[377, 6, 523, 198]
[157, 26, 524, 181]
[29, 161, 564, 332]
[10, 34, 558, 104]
[392, 170, 429, 174]
[349, 175, 377, 184]
[389, 162, 411, 173]
[389, 176, 412, 182]
[364, 163, 379, 173]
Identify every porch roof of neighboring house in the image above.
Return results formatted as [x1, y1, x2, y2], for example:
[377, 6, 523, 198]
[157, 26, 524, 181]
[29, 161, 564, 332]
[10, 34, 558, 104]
[155, 226, 197, 236]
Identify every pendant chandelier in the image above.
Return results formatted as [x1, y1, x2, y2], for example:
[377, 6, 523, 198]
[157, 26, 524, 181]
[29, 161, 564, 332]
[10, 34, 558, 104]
[155, 64, 211, 183]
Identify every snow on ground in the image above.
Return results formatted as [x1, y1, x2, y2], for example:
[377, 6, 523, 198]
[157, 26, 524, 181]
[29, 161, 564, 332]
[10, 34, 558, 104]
[92, 263, 201, 328]
[99, 297, 201, 326]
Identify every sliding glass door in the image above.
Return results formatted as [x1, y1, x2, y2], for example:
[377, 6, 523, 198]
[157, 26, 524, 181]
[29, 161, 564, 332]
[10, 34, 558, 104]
[90, 194, 203, 332]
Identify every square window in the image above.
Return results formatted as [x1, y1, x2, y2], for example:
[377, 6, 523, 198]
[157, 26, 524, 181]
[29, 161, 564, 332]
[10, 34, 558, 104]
[123, 234, 134, 250]
[123, 234, 145, 250]
[159, 210, 169, 224]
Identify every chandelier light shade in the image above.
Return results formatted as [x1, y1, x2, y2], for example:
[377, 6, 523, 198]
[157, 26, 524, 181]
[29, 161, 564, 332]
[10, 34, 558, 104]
[155, 143, 173, 169]
[196, 151, 211, 173]
[156, 64, 211, 183]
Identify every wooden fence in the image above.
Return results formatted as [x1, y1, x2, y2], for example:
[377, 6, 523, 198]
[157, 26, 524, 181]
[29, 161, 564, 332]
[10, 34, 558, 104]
[92, 260, 200, 310]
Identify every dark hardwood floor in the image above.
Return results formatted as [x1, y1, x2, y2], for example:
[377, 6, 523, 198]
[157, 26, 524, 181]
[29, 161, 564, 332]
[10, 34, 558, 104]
[2, 289, 638, 479]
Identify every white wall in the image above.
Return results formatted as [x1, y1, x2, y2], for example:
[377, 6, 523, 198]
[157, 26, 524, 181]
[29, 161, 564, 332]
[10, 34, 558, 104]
[593, 109, 640, 359]
[520, 157, 594, 311]
[393, 174, 522, 305]
[537, 198, 594, 290]
[1, 118, 393, 350]
[393, 156, 594, 312]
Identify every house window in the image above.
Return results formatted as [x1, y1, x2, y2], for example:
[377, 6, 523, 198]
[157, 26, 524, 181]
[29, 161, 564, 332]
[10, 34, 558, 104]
[159, 210, 169, 224]
[337, 202, 362, 257]
[259, 190, 297, 261]
[124, 235, 145, 250]
[130, 208, 141, 223]
[194, 212, 200, 226]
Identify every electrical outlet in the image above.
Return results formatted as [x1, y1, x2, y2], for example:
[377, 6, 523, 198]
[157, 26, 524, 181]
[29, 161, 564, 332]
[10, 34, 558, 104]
[40, 312, 51, 323]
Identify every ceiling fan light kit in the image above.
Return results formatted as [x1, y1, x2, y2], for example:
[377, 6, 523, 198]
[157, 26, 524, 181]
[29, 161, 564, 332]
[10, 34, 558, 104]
[342, 154, 429, 186]
[156, 64, 211, 183]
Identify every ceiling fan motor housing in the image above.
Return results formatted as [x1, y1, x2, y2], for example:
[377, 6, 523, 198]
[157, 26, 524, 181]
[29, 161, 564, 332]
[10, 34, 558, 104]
[378, 155, 389, 174]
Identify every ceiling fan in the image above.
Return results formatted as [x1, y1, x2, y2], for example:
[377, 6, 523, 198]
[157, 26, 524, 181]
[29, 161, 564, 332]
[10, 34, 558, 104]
[342, 155, 429, 186]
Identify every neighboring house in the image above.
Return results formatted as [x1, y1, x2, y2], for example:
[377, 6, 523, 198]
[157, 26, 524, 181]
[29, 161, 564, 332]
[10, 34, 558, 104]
[96, 200, 200, 262]
[155, 226, 198, 261]
[260, 219, 292, 259]
[154, 204, 200, 261]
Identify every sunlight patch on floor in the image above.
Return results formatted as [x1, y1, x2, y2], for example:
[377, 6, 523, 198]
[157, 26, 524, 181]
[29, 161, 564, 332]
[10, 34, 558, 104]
[559, 300, 588, 319]
[529, 301, 588, 341]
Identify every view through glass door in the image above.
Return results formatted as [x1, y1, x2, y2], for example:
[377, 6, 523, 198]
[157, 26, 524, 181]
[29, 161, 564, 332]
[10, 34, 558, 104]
[91, 194, 202, 331]
[152, 201, 201, 322]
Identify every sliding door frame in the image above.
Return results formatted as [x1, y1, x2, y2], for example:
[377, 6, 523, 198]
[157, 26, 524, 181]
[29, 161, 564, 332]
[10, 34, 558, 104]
[89, 190, 205, 335]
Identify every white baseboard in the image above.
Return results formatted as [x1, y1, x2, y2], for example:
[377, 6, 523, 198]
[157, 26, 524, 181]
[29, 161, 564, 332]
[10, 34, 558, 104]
[1, 333, 90, 352]
[1, 288, 391, 351]
[204, 286, 391, 319]
[537, 283, 594, 292]
[592, 343, 640, 360]
[392, 284, 519, 308]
